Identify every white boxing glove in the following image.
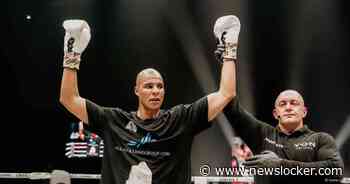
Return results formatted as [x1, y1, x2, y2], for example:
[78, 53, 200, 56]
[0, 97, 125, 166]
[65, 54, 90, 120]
[62, 19, 91, 70]
[125, 161, 152, 184]
[213, 15, 240, 60]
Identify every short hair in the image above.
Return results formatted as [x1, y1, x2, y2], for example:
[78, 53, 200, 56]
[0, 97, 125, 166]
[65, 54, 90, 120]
[135, 68, 163, 87]
[274, 89, 305, 107]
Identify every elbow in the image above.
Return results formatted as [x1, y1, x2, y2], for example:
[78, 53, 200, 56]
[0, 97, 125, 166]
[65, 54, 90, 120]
[227, 92, 236, 101]
[219, 83, 236, 101]
[59, 91, 73, 108]
[59, 91, 81, 110]
[59, 89, 66, 105]
[333, 157, 345, 171]
[59, 86, 78, 106]
[328, 156, 345, 178]
[227, 87, 237, 99]
[231, 90, 237, 100]
[59, 95, 68, 107]
[222, 90, 236, 102]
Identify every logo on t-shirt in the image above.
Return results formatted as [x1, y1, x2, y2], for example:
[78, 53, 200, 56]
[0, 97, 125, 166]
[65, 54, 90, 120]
[128, 132, 158, 149]
[125, 121, 137, 133]
[264, 137, 284, 148]
[115, 132, 170, 156]
[294, 141, 316, 150]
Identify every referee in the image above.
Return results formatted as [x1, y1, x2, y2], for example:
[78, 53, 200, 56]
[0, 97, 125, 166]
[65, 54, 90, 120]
[215, 47, 345, 183]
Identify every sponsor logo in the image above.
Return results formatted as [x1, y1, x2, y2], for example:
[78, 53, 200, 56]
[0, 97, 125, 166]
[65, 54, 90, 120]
[264, 137, 284, 148]
[128, 133, 157, 148]
[116, 132, 170, 157]
[125, 121, 137, 133]
[294, 142, 316, 150]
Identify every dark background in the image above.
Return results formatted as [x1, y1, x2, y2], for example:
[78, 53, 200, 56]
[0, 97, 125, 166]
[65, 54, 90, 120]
[1, 0, 349, 181]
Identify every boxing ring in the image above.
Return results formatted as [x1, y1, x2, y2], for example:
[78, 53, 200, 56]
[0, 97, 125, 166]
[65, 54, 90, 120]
[0, 171, 349, 184]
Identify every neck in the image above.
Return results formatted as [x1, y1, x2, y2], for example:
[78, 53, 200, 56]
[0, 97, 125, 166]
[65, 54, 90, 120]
[137, 106, 160, 120]
[278, 122, 303, 135]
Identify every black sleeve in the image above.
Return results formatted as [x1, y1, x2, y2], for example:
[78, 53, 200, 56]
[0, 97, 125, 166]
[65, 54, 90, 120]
[85, 99, 108, 134]
[173, 96, 210, 135]
[282, 133, 344, 179]
[223, 97, 273, 153]
[85, 99, 124, 135]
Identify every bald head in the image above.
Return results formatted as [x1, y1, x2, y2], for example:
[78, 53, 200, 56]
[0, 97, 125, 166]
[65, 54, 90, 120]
[136, 68, 163, 87]
[273, 89, 307, 133]
[134, 68, 165, 116]
[275, 89, 304, 107]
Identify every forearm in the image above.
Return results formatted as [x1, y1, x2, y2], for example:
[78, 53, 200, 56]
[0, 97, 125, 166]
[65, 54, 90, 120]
[282, 134, 344, 177]
[60, 67, 89, 123]
[218, 61, 236, 99]
[206, 60, 236, 121]
[282, 158, 344, 177]
[60, 19, 91, 123]
[282, 159, 344, 179]
[223, 98, 272, 153]
[60, 68, 80, 105]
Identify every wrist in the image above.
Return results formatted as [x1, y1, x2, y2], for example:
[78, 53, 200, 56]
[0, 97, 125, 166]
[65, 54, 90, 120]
[223, 58, 236, 62]
[223, 42, 238, 60]
[63, 53, 81, 70]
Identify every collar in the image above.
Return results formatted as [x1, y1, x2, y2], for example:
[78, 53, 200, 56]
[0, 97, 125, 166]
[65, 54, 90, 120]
[131, 110, 164, 122]
[276, 124, 310, 136]
[134, 110, 161, 119]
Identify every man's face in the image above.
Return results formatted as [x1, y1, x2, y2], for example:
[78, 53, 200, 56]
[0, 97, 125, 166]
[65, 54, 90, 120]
[135, 76, 165, 111]
[273, 90, 307, 125]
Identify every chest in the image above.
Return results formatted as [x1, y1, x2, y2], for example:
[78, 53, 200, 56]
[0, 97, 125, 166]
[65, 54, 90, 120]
[108, 120, 191, 159]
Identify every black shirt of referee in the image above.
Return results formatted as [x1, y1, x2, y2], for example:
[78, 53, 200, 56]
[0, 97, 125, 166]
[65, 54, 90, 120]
[224, 90, 344, 184]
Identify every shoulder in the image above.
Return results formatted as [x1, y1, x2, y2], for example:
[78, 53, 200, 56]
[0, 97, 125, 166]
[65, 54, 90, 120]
[87, 100, 131, 118]
[313, 132, 335, 140]
[169, 97, 208, 112]
[166, 104, 187, 119]
[110, 107, 134, 119]
[311, 131, 337, 147]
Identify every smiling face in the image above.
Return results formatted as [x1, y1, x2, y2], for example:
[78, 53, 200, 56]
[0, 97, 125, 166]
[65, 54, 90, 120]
[273, 90, 307, 128]
[135, 68, 165, 112]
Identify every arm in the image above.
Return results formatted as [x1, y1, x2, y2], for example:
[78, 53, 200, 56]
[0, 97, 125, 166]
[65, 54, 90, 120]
[245, 134, 344, 178]
[60, 65, 88, 124]
[282, 133, 344, 173]
[207, 60, 236, 121]
[224, 98, 272, 153]
[211, 16, 274, 152]
[59, 20, 91, 125]
[282, 156, 343, 170]
[207, 15, 241, 121]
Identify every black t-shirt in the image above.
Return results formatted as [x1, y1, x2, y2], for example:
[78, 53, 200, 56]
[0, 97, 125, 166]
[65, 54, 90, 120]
[86, 97, 210, 184]
[224, 98, 344, 184]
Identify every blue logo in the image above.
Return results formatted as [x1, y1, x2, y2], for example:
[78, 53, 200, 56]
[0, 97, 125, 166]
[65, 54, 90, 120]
[128, 133, 157, 149]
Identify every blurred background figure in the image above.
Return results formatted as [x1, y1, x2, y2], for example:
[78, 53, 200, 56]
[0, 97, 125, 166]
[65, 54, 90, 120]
[231, 137, 254, 184]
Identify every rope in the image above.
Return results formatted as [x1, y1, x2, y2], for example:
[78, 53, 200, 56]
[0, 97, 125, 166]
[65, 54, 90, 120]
[0, 172, 349, 183]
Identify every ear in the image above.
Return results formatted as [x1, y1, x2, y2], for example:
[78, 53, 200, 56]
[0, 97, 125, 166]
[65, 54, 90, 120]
[272, 109, 279, 120]
[302, 106, 308, 118]
[134, 86, 139, 96]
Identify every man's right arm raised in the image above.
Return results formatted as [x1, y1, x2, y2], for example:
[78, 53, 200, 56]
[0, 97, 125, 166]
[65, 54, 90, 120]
[60, 67, 88, 124]
[59, 19, 91, 124]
